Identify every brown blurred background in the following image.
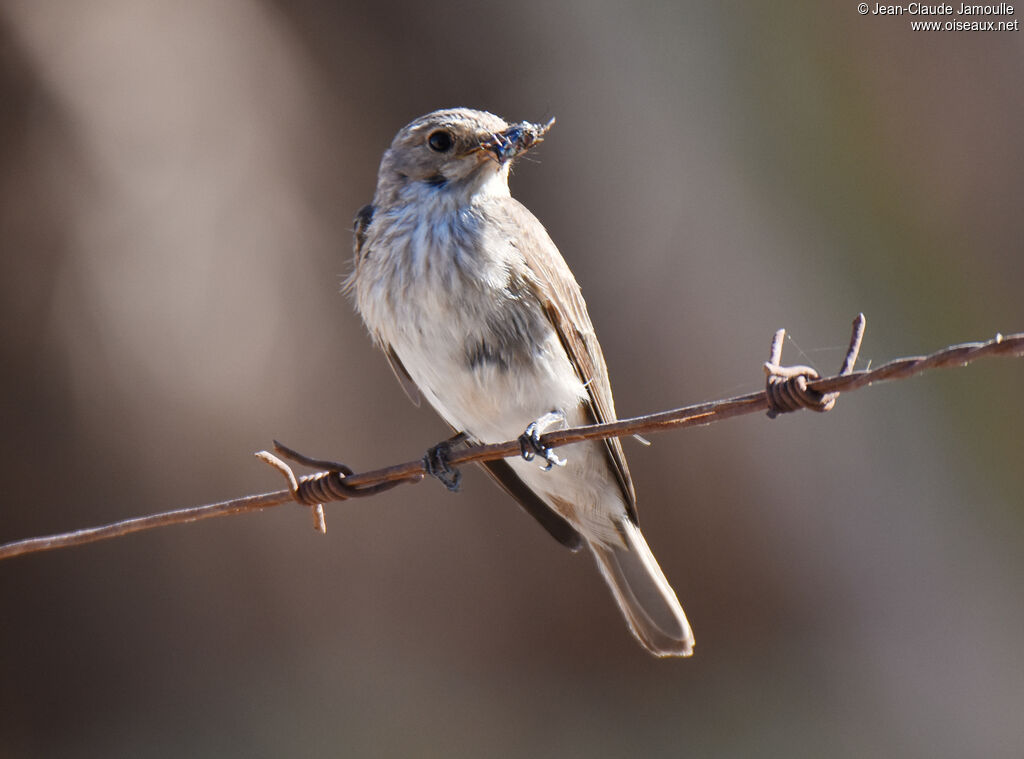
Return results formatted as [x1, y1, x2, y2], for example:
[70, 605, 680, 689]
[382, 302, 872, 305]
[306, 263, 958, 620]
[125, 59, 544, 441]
[1, 1, 1022, 756]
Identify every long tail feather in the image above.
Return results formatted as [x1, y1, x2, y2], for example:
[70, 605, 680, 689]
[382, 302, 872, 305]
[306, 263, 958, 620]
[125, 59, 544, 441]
[590, 519, 694, 657]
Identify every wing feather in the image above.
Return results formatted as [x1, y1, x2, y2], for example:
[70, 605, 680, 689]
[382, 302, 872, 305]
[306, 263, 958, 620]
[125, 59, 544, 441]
[480, 460, 584, 550]
[383, 343, 422, 407]
[353, 204, 375, 262]
[503, 200, 638, 521]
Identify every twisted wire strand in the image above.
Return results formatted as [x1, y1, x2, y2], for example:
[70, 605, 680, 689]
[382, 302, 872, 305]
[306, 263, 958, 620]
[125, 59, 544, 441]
[1, 319, 1021, 560]
[811, 331, 1020, 394]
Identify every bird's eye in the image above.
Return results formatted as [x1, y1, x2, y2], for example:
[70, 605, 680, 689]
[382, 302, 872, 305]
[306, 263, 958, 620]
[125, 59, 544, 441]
[427, 130, 454, 152]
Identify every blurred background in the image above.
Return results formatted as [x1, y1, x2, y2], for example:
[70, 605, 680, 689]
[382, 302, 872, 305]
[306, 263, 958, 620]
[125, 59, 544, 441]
[1, 1, 1022, 756]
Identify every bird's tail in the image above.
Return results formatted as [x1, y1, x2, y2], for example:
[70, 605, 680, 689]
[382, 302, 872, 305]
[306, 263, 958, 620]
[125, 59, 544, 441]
[589, 519, 694, 657]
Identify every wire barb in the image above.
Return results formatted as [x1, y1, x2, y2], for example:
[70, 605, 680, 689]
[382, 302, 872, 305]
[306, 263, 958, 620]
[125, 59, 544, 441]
[763, 313, 866, 418]
[254, 450, 328, 533]
[255, 441, 416, 533]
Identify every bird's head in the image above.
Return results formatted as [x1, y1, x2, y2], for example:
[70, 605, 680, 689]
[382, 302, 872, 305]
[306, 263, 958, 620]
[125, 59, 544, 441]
[373, 108, 554, 207]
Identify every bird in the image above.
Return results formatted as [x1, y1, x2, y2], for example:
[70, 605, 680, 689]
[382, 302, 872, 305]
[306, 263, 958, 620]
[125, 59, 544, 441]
[347, 108, 693, 656]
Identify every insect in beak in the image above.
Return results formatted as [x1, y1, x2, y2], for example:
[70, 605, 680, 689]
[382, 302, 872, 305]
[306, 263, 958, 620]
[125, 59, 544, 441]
[480, 117, 556, 163]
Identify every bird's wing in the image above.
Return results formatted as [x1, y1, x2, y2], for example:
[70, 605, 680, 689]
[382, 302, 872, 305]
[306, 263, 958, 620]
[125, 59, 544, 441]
[352, 203, 423, 406]
[382, 343, 422, 407]
[504, 199, 638, 520]
[480, 459, 585, 551]
[352, 204, 375, 263]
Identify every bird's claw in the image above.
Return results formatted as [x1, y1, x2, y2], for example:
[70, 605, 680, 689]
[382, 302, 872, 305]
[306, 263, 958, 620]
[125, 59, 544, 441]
[518, 415, 567, 472]
[423, 439, 462, 492]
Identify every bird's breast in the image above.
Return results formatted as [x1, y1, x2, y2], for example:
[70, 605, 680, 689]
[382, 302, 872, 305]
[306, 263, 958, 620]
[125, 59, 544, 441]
[355, 205, 585, 441]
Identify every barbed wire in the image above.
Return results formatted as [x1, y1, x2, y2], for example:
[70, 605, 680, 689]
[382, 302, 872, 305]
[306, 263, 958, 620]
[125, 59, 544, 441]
[1, 315, 1021, 561]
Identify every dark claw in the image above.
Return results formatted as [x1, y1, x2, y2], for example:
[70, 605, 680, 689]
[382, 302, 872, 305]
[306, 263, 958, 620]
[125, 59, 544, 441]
[519, 433, 536, 462]
[518, 420, 567, 472]
[423, 440, 463, 492]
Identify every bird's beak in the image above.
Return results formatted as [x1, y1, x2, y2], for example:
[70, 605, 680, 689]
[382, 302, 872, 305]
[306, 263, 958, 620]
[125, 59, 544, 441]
[479, 117, 556, 163]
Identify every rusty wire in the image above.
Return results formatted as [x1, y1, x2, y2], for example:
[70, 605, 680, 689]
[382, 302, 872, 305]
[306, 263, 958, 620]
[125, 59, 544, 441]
[1, 315, 1021, 561]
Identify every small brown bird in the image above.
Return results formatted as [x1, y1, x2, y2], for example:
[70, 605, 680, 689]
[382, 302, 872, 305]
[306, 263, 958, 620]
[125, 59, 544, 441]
[348, 108, 693, 656]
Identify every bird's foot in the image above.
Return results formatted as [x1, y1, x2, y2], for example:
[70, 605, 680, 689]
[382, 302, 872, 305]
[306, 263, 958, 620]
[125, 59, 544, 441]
[518, 410, 568, 471]
[423, 432, 467, 492]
